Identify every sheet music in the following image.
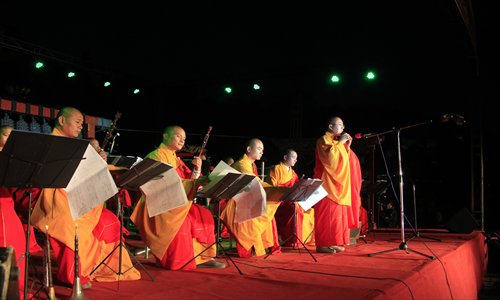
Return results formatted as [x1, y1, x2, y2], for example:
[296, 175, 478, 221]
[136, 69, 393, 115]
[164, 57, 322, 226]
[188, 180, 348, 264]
[233, 177, 266, 223]
[298, 182, 327, 211]
[140, 168, 188, 217]
[66, 144, 119, 220]
[203, 160, 266, 223]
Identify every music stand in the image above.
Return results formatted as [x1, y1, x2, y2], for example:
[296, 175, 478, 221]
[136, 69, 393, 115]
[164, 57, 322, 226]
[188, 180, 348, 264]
[366, 124, 434, 259]
[179, 172, 255, 274]
[265, 179, 322, 261]
[0, 130, 89, 300]
[89, 158, 169, 283]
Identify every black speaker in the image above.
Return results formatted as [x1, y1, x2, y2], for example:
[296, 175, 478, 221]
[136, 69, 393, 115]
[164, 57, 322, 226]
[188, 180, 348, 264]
[445, 208, 479, 234]
[0, 246, 20, 300]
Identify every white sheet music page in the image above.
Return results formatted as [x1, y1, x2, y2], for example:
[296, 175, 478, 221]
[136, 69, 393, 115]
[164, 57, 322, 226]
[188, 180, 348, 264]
[201, 160, 240, 193]
[66, 144, 119, 220]
[233, 177, 266, 223]
[141, 168, 188, 217]
[298, 181, 328, 211]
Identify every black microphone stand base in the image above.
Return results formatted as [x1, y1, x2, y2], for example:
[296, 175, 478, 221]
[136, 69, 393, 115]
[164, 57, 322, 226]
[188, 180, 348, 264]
[406, 231, 442, 242]
[367, 241, 435, 259]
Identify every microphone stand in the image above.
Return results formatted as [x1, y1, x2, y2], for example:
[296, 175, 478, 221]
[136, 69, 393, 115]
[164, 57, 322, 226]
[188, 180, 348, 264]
[366, 120, 434, 259]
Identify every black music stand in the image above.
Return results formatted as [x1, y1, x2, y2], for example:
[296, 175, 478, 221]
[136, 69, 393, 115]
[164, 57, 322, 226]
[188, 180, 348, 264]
[179, 172, 255, 274]
[0, 130, 89, 300]
[265, 179, 323, 261]
[90, 158, 170, 284]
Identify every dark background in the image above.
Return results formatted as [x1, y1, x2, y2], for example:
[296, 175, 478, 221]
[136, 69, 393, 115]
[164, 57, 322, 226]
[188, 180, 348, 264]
[1, 1, 498, 230]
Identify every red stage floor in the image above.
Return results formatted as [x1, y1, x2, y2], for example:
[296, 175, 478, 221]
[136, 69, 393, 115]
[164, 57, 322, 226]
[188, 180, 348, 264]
[27, 229, 488, 300]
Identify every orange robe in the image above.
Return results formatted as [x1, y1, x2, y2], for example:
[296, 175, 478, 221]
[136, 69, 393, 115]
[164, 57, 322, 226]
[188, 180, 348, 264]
[221, 154, 286, 257]
[313, 132, 351, 246]
[30, 128, 140, 285]
[130, 143, 216, 270]
[269, 162, 315, 246]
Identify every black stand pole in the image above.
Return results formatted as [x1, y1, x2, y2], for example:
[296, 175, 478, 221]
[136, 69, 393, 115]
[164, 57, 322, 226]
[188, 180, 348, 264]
[179, 200, 243, 275]
[406, 183, 441, 242]
[265, 202, 317, 261]
[25, 188, 55, 300]
[367, 127, 434, 260]
[90, 192, 155, 285]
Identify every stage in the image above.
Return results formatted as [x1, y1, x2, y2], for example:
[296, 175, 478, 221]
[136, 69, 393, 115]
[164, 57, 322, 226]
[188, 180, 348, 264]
[27, 229, 488, 300]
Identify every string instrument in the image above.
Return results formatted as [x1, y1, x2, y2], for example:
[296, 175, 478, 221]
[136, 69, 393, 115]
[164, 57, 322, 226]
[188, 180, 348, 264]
[191, 126, 213, 179]
[44, 225, 56, 300]
[101, 112, 122, 151]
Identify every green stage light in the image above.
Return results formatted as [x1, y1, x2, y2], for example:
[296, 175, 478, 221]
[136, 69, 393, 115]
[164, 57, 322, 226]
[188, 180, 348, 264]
[253, 83, 260, 90]
[330, 74, 341, 84]
[133, 88, 140, 94]
[104, 81, 111, 87]
[67, 71, 76, 78]
[365, 71, 376, 80]
[224, 87, 232, 94]
[35, 61, 44, 69]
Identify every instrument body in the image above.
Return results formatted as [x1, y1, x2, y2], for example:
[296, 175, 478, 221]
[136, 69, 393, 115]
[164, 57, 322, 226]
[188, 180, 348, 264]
[191, 126, 213, 179]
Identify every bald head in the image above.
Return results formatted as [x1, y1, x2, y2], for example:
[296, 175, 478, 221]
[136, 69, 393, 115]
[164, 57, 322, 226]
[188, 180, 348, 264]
[246, 138, 264, 161]
[55, 107, 84, 138]
[162, 125, 186, 151]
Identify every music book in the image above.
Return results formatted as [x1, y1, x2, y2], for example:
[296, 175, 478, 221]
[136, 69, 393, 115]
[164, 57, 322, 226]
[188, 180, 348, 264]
[202, 160, 266, 223]
[280, 178, 327, 211]
[114, 158, 172, 190]
[141, 168, 188, 217]
[66, 144, 119, 219]
[200, 172, 255, 200]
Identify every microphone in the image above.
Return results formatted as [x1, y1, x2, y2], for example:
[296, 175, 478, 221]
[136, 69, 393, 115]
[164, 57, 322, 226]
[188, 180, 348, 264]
[354, 132, 376, 139]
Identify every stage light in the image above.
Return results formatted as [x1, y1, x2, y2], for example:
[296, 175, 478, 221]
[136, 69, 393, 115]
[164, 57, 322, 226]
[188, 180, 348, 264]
[133, 88, 140, 94]
[253, 83, 260, 90]
[330, 74, 341, 84]
[224, 87, 232, 94]
[35, 61, 44, 69]
[365, 70, 377, 80]
[104, 81, 111, 87]
[67, 71, 76, 78]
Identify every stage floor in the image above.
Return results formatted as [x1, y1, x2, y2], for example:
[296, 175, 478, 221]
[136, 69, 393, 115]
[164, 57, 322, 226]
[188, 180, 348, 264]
[27, 229, 488, 300]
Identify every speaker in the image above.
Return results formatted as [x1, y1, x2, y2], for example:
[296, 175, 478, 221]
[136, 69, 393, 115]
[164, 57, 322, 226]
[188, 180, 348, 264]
[445, 208, 479, 234]
[0, 246, 19, 300]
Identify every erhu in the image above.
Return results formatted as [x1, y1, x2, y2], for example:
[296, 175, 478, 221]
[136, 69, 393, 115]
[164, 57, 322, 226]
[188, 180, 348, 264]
[191, 126, 213, 179]
[45, 225, 57, 300]
[101, 112, 122, 153]
[69, 224, 89, 300]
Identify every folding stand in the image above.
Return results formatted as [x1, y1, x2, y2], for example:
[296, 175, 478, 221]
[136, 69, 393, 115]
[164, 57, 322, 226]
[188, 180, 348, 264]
[265, 178, 323, 261]
[0, 130, 89, 300]
[90, 158, 170, 284]
[265, 200, 317, 261]
[89, 190, 155, 285]
[179, 172, 255, 274]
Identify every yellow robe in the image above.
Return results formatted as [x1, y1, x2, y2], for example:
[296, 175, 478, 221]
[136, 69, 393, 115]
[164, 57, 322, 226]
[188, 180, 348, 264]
[269, 162, 315, 245]
[315, 132, 351, 205]
[30, 128, 140, 282]
[221, 154, 286, 256]
[130, 144, 215, 265]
